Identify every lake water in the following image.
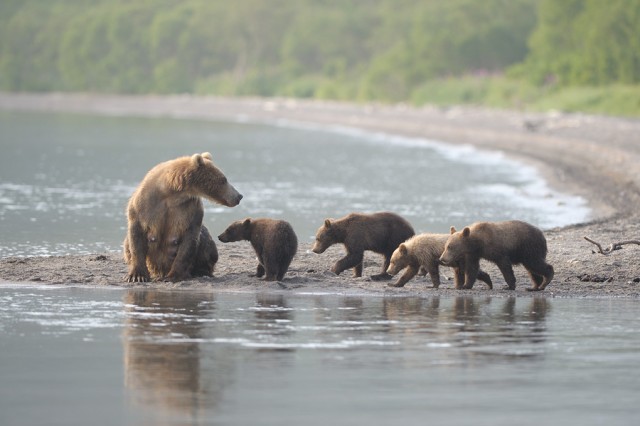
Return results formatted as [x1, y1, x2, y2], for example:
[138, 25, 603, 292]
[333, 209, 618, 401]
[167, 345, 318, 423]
[3, 111, 630, 425]
[1, 286, 639, 426]
[0, 111, 589, 257]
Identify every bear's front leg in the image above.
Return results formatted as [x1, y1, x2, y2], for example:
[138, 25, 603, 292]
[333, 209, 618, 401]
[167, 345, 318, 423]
[332, 251, 364, 276]
[462, 257, 480, 289]
[453, 267, 465, 290]
[496, 259, 517, 290]
[124, 220, 150, 282]
[388, 265, 418, 288]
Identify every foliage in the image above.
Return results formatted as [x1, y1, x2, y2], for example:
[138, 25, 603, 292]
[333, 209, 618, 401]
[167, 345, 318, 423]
[0, 0, 536, 94]
[1, 0, 639, 116]
[514, 0, 640, 86]
[412, 75, 640, 117]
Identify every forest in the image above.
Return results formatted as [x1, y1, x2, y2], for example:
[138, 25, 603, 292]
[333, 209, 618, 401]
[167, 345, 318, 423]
[1, 0, 639, 115]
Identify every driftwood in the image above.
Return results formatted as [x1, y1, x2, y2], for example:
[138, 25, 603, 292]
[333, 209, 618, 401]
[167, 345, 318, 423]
[584, 236, 640, 255]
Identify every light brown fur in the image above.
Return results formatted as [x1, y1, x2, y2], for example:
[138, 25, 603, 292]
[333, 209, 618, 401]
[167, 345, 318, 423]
[123, 152, 242, 282]
[440, 220, 554, 291]
[387, 233, 493, 289]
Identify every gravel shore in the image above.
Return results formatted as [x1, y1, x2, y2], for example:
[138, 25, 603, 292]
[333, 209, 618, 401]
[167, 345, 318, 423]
[1, 93, 639, 298]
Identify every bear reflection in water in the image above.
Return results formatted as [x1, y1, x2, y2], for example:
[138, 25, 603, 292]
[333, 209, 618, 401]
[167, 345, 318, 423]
[123, 291, 227, 418]
[122, 291, 550, 422]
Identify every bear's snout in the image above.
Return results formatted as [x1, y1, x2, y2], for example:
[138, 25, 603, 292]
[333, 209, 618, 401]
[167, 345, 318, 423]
[218, 233, 229, 243]
[225, 192, 242, 207]
[438, 256, 452, 267]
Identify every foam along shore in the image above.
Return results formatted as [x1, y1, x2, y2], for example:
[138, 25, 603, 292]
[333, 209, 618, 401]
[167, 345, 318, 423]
[0, 93, 639, 297]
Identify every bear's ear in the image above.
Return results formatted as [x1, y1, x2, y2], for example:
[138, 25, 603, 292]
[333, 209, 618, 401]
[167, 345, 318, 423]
[462, 227, 471, 237]
[243, 218, 251, 228]
[450, 226, 457, 235]
[192, 152, 212, 166]
[191, 153, 204, 166]
[324, 219, 332, 228]
[399, 243, 408, 255]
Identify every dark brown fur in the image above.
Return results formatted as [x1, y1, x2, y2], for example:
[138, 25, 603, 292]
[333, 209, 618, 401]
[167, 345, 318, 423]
[312, 212, 415, 279]
[218, 218, 298, 281]
[439, 220, 554, 291]
[387, 233, 493, 289]
[123, 152, 242, 282]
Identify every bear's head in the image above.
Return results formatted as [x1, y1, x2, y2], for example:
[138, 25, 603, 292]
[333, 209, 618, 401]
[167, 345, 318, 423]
[218, 218, 251, 243]
[439, 226, 470, 266]
[174, 152, 243, 207]
[387, 243, 410, 275]
[312, 219, 340, 254]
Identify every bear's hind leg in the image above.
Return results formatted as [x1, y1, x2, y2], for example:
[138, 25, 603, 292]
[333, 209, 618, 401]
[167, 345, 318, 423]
[263, 271, 278, 281]
[275, 255, 293, 282]
[261, 252, 279, 281]
[525, 261, 554, 291]
[539, 263, 554, 290]
[477, 269, 493, 289]
[332, 251, 364, 277]
[496, 259, 517, 290]
[526, 271, 544, 291]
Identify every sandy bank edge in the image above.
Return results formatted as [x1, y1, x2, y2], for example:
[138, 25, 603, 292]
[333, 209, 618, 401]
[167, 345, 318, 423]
[1, 93, 639, 298]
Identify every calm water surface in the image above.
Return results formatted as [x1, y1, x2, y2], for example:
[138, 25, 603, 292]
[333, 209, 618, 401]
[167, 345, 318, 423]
[1, 111, 624, 426]
[0, 111, 588, 257]
[1, 286, 638, 425]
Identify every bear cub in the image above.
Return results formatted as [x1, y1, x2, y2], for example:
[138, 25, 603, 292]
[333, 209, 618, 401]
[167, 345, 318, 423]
[439, 220, 554, 291]
[123, 152, 242, 282]
[312, 212, 415, 280]
[218, 218, 298, 281]
[386, 233, 493, 289]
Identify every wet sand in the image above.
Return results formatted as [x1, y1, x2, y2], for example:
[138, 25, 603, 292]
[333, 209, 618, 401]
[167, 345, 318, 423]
[1, 93, 639, 298]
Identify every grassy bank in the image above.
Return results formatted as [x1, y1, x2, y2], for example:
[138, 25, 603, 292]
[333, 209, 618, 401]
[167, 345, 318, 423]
[410, 76, 640, 117]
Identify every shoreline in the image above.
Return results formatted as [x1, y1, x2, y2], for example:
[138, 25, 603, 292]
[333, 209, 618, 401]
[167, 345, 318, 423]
[1, 92, 640, 298]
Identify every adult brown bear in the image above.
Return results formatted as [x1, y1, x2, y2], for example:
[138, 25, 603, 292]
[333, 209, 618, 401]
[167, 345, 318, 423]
[439, 220, 554, 291]
[312, 212, 415, 280]
[123, 152, 242, 282]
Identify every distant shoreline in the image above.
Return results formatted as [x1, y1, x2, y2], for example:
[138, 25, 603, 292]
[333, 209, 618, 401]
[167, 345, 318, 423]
[1, 92, 640, 297]
[2, 92, 639, 219]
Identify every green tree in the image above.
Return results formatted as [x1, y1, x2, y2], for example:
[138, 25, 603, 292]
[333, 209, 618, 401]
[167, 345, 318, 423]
[518, 0, 640, 85]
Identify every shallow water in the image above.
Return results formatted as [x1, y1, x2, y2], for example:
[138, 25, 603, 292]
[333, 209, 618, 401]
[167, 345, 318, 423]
[0, 111, 588, 257]
[0, 286, 638, 425]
